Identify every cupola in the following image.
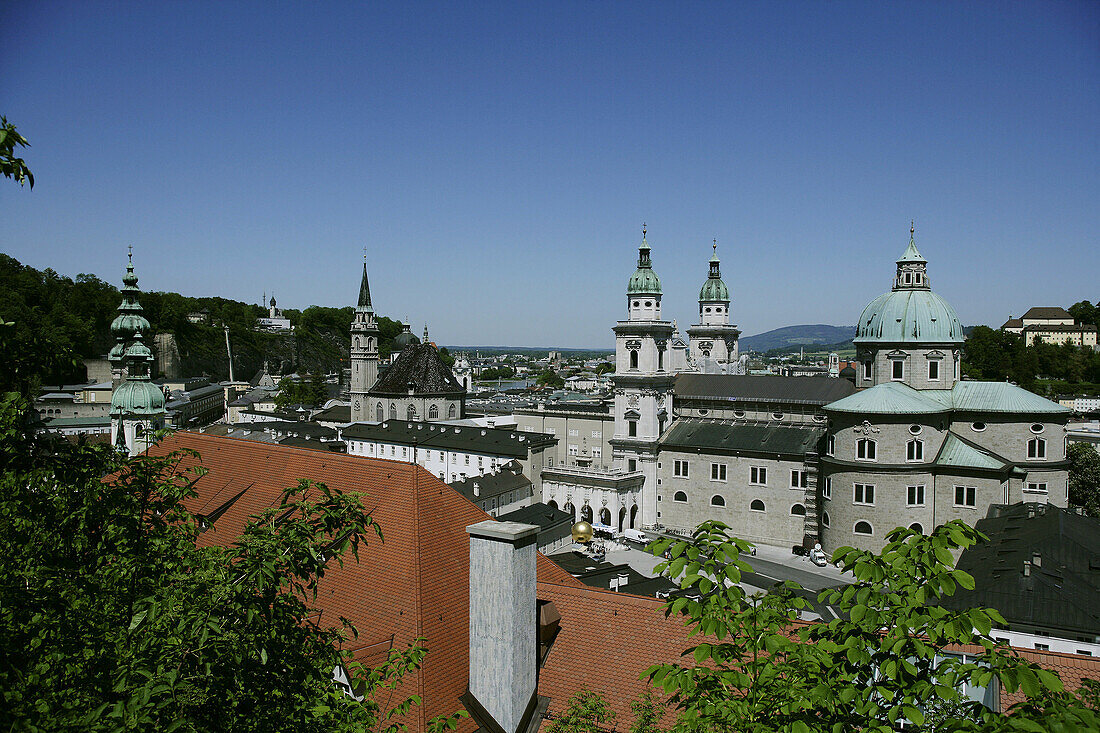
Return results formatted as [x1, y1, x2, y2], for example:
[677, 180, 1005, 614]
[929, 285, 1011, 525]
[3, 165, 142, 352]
[626, 225, 663, 321]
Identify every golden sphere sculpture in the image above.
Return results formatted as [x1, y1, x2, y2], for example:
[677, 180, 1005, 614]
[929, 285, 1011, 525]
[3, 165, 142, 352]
[570, 521, 594, 543]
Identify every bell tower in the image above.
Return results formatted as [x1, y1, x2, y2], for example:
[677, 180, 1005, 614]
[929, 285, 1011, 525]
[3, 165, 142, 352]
[350, 254, 379, 422]
[611, 225, 674, 528]
[687, 239, 741, 373]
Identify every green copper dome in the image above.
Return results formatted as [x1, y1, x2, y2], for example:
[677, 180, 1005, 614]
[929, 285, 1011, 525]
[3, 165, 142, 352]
[853, 289, 965, 344]
[110, 380, 165, 416]
[627, 231, 662, 295]
[111, 308, 152, 338]
[699, 247, 729, 302]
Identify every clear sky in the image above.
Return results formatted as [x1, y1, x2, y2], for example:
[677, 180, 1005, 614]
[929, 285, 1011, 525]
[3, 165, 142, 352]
[2, 2, 1097, 348]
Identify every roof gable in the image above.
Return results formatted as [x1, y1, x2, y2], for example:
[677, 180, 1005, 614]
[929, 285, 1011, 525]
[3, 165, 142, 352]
[370, 343, 464, 396]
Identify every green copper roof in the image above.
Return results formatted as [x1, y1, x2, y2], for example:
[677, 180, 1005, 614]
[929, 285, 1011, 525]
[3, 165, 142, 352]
[826, 380, 1068, 415]
[627, 232, 662, 295]
[699, 245, 729, 302]
[824, 382, 949, 415]
[853, 288, 965, 344]
[897, 225, 927, 263]
[110, 380, 166, 416]
[935, 432, 1011, 471]
[950, 381, 1069, 414]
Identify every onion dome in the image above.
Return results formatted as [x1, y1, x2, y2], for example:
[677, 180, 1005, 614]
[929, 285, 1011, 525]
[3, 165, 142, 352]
[698, 240, 730, 302]
[853, 226, 964, 345]
[109, 250, 151, 343]
[627, 225, 662, 295]
[110, 331, 165, 417]
[393, 323, 421, 349]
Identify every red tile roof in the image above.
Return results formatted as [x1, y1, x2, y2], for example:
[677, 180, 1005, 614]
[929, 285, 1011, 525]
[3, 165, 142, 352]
[151, 432, 1098, 731]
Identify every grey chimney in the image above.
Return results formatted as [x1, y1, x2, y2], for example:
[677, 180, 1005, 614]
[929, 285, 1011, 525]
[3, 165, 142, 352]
[466, 520, 539, 733]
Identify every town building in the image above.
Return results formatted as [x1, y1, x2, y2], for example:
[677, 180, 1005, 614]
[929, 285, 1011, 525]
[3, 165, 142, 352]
[448, 460, 535, 517]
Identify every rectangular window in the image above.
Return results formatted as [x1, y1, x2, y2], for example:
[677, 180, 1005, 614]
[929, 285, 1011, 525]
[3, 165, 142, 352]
[465, 455, 470, 465]
[402, 446, 408, 458]
[822, 477, 831, 499]
[568, 429, 579, 437]
[854, 483, 875, 505]
[592, 448, 601, 458]
[928, 360, 940, 381]
[954, 485, 976, 507]
[827, 435, 835, 455]
[1025, 482, 1048, 494]
[750, 466, 767, 485]
[891, 360, 904, 380]
[628, 421, 637, 437]
[790, 470, 808, 488]
[907, 485, 925, 506]
[711, 463, 727, 481]
[857, 439, 877, 461]
[628, 459, 637, 472]
[591, 430, 600, 438]
[674, 459, 689, 478]
[863, 361, 872, 380]
[1027, 439, 1046, 459]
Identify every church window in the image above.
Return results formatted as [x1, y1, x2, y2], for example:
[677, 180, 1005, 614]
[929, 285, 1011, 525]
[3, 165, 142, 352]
[904, 272, 911, 284]
[628, 420, 637, 437]
[928, 359, 940, 381]
[407, 405, 416, 420]
[791, 503, 806, 516]
[915, 273, 922, 284]
[910, 523, 924, 534]
[376, 403, 384, 422]
[822, 477, 831, 499]
[750, 499, 765, 512]
[954, 485, 976, 507]
[645, 301, 651, 307]
[633, 301, 639, 307]
[827, 434, 835, 455]
[909, 424, 922, 435]
[1027, 438, 1046, 460]
[863, 361, 872, 380]
[972, 422, 986, 432]
[704, 307, 711, 313]
[854, 521, 873, 535]
[891, 359, 904, 380]
[390, 404, 397, 420]
[854, 483, 875, 505]
[790, 470, 808, 488]
[750, 466, 767, 485]
[428, 404, 439, 419]
[628, 459, 637, 471]
[906, 439, 924, 462]
[629, 351, 639, 370]
[673, 491, 688, 503]
[658, 348, 664, 371]
[1030, 423, 1045, 434]
[710, 463, 726, 481]
[907, 485, 925, 506]
[822, 510, 831, 527]
[856, 439, 877, 461]
[448, 403, 457, 418]
[710, 495, 725, 507]
[354, 337, 360, 348]
[1026, 482, 1048, 494]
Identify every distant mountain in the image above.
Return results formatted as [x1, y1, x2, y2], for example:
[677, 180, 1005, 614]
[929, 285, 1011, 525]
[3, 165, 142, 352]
[740, 324, 855, 353]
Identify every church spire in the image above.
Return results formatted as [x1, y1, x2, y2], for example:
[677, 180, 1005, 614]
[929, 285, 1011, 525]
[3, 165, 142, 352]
[357, 260, 373, 311]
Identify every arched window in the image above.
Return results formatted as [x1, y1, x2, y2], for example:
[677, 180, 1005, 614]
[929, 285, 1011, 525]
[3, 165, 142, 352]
[791, 503, 806, 516]
[1027, 438, 1046, 460]
[448, 403, 457, 418]
[354, 337, 360, 348]
[854, 521, 873, 535]
[821, 510, 831, 527]
[710, 495, 725, 507]
[630, 350, 639, 370]
[599, 508, 611, 525]
[547, 499, 558, 510]
[389, 404, 397, 420]
[906, 439, 924, 462]
[750, 499, 765, 512]
[856, 439, 877, 461]
[428, 404, 439, 419]
[376, 403, 384, 422]
[673, 491, 688, 503]
[909, 523, 924, 534]
[407, 405, 416, 421]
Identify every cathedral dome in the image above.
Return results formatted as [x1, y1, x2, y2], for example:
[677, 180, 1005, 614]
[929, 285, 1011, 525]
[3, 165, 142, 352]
[393, 324, 421, 349]
[853, 288, 965, 345]
[699, 247, 729, 302]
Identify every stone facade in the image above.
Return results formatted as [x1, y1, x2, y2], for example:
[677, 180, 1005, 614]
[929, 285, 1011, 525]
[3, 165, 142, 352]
[513, 403, 615, 470]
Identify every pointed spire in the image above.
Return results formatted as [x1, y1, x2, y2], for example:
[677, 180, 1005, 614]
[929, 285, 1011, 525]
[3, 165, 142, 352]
[357, 258, 373, 310]
[897, 220, 926, 263]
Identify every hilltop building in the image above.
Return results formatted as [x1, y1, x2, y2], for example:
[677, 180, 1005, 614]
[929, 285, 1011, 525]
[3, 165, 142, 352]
[1002, 306, 1098, 348]
[256, 294, 293, 332]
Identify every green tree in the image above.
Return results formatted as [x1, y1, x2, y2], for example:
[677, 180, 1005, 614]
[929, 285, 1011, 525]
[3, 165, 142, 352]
[595, 362, 615, 376]
[1068, 442, 1100, 518]
[438, 346, 456, 368]
[646, 520, 1099, 732]
[537, 369, 565, 389]
[0, 116, 33, 188]
[546, 690, 616, 733]
[0, 394, 463, 732]
[629, 689, 668, 733]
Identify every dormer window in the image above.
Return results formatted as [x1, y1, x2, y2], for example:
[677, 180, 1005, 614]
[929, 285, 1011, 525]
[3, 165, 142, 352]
[904, 272, 911, 284]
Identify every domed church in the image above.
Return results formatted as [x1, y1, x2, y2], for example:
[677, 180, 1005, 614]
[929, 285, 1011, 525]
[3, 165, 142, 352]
[819, 226, 1070, 551]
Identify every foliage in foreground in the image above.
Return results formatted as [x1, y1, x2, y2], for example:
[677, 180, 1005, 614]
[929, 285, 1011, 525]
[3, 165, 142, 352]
[0, 394, 462, 732]
[645, 520, 1099, 732]
[1068, 441, 1100, 518]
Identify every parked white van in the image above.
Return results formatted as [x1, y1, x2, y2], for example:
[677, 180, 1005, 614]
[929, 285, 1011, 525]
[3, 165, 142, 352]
[621, 529, 650, 545]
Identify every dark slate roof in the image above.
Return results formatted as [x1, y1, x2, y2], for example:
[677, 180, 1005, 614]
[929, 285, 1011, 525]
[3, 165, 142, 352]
[1022, 306, 1073, 320]
[369, 343, 463, 396]
[342, 420, 556, 459]
[1022, 324, 1097, 333]
[660, 418, 824, 457]
[498, 502, 574, 533]
[547, 552, 678, 598]
[1001, 317, 1024, 329]
[357, 262, 372, 309]
[939, 503, 1100, 638]
[277, 435, 346, 452]
[674, 373, 856, 406]
[448, 461, 531, 502]
[313, 405, 352, 423]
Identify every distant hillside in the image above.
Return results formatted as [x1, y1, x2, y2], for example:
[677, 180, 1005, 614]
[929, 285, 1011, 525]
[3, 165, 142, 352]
[741, 324, 855, 353]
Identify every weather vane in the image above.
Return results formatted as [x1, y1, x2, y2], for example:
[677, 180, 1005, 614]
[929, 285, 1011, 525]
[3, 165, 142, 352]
[642, 222, 647, 237]
[713, 237, 718, 254]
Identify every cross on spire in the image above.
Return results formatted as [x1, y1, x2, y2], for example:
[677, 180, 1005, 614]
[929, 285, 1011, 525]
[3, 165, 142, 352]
[642, 222, 647, 238]
[713, 238, 718, 254]
[363, 246, 368, 263]
[127, 244, 133, 263]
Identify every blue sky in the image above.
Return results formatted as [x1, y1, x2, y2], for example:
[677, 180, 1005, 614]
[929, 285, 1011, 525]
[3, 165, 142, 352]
[2, 2, 1097, 348]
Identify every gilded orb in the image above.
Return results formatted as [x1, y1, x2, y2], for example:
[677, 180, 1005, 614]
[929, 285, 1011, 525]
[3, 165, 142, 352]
[570, 521, 594, 543]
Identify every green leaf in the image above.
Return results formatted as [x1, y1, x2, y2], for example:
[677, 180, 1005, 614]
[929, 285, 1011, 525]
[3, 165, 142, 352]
[128, 610, 147, 632]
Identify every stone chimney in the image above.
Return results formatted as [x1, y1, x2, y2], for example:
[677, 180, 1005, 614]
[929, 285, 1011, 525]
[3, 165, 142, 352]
[465, 520, 539, 733]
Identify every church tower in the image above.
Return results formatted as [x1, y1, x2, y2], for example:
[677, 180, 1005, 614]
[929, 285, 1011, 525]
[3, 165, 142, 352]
[610, 226, 674, 528]
[350, 258, 380, 422]
[108, 253, 165, 455]
[687, 240, 741, 373]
